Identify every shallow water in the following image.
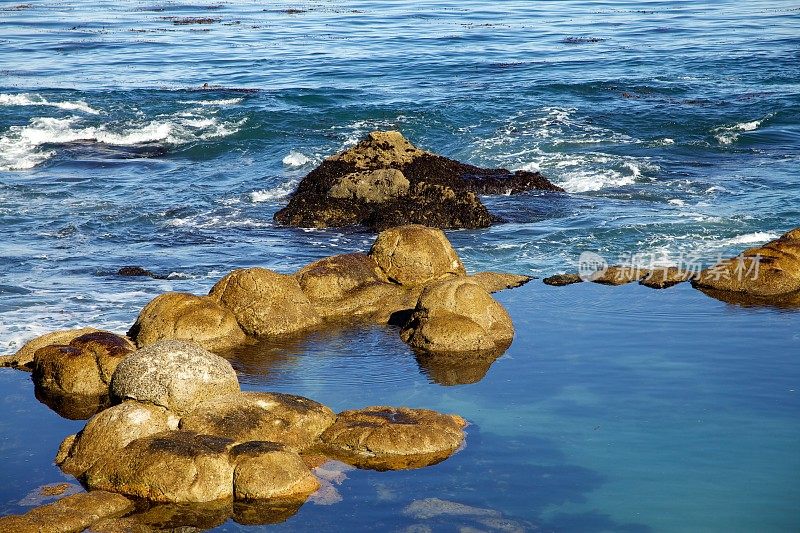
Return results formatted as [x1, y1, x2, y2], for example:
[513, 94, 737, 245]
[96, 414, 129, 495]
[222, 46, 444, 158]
[1, 1, 799, 531]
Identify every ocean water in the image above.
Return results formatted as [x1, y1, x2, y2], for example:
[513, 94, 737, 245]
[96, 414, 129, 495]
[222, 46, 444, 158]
[0, 1, 799, 531]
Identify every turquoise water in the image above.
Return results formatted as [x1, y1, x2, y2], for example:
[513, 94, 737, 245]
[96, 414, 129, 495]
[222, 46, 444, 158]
[1, 1, 799, 531]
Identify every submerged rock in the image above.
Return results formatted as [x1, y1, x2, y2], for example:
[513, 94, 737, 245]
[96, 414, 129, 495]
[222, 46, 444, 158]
[0, 490, 133, 533]
[110, 340, 240, 415]
[274, 130, 563, 230]
[33, 332, 135, 397]
[128, 292, 247, 350]
[6, 327, 101, 370]
[180, 392, 336, 451]
[693, 228, 800, 302]
[370, 225, 465, 286]
[319, 406, 466, 470]
[209, 267, 322, 337]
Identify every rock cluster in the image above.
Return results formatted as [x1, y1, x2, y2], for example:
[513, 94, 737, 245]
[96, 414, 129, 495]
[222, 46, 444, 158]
[273, 131, 564, 230]
[0, 490, 133, 533]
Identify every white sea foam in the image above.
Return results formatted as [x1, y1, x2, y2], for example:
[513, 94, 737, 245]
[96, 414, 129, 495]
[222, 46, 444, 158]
[723, 231, 780, 246]
[713, 115, 770, 144]
[0, 93, 100, 114]
[182, 98, 244, 106]
[0, 114, 245, 171]
[282, 150, 311, 167]
[518, 152, 656, 193]
[249, 180, 298, 202]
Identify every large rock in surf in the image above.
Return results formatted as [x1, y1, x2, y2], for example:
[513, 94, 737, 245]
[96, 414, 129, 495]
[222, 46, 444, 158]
[180, 392, 335, 451]
[32, 332, 135, 397]
[4, 327, 101, 370]
[274, 131, 563, 230]
[0, 490, 133, 533]
[319, 406, 467, 470]
[209, 267, 322, 337]
[128, 292, 247, 350]
[110, 340, 240, 415]
[370, 225, 466, 286]
[401, 278, 514, 354]
[693, 228, 800, 302]
[57, 401, 179, 477]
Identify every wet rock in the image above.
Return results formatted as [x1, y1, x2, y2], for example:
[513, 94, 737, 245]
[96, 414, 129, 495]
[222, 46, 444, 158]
[209, 267, 322, 337]
[85, 431, 235, 503]
[92, 500, 231, 532]
[466, 271, 532, 293]
[0, 490, 133, 533]
[117, 266, 166, 279]
[640, 266, 693, 289]
[32, 332, 135, 396]
[401, 278, 514, 354]
[232, 499, 304, 526]
[590, 265, 650, 286]
[230, 441, 319, 500]
[274, 130, 563, 230]
[57, 401, 178, 478]
[110, 340, 240, 415]
[34, 386, 111, 420]
[319, 406, 466, 470]
[128, 292, 247, 350]
[180, 392, 335, 451]
[370, 225, 465, 286]
[543, 273, 583, 286]
[7, 327, 101, 370]
[693, 228, 800, 300]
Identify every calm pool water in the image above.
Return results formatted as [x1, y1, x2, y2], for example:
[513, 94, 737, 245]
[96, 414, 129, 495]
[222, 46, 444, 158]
[1, 1, 798, 531]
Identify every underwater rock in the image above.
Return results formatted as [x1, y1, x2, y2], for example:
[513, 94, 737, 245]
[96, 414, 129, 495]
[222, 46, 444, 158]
[542, 273, 583, 286]
[209, 267, 322, 337]
[6, 327, 102, 370]
[230, 441, 320, 500]
[110, 340, 240, 415]
[32, 332, 135, 397]
[180, 392, 335, 451]
[0, 490, 133, 533]
[274, 130, 563, 230]
[85, 431, 236, 503]
[57, 401, 179, 478]
[370, 225, 466, 286]
[640, 266, 694, 289]
[402, 497, 532, 533]
[693, 228, 800, 301]
[466, 271, 532, 293]
[401, 278, 514, 354]
[128, 292, 247, 350]
[319, 406, 466, 470]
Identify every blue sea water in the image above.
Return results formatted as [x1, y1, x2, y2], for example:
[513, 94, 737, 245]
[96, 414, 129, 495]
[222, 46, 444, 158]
[0, 1, 799, 531]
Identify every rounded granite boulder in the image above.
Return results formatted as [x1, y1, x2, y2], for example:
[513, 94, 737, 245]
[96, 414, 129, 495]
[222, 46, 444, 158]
[8, 327, 101, 370]
[295, 253, 388, 303]
[128, 292, 247, 350]
[180, 392, 335, 451]
[110, 340, 240, 415]
[319, 406, 467, 470]
[369, 225, 465, 286]
[209, 267, 322, 337]
[230, 441, 320, 501]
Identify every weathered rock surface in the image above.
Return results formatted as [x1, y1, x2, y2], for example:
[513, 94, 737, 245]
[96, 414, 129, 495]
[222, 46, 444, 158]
[85, 431, 235, 503]
[319, 406, 466, 470]
[590, 265, 650, 286]
[57, 401, 178, 477]
[180, 392, 335, 451]
[209, 267, 322, 337]
[640, 266, 693, 289]
[543, 273, 583, 286]
[370, 225, 465, 286]
[231, 441, 320, 500]
[466, 271, 532, 293]
[693, 228, 800, 300]
[0, 490, 133, 533]
[32, 332, 135, 397]
[401, 278, 514, 354]
[128, 292, 247, 350]
[274, 130, 563, 230]
[6, 327, 101, 370]
[110, 340, 240, 415]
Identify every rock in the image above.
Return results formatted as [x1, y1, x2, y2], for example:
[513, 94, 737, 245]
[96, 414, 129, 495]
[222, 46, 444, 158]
[85, 431, 235, 503]
[543, 273, 583, 286]
[693, 228, 800, 299]
[209, 268, 322, 337]
[273, 130, 563, 230]
[230, 441, 320, 500]
[370, 225, 465, 286]
[232, 499, 304, 526]
[57, 401, 178, 477]
[117, 266, 166, 279]
[8, 327, 101, 370]
[180, 392, 335, 451]
[0, 490, 133, 533]
[403, 498, 500, 520]
[127, 292, 247, 350]
[415, 350, 503, 386]
[319, 406, 466, 470]
[110, 340, 240, 415]
[34, 386, 111, 420]
[32, 332, 135, 396]
[590, 265, 650, 286]
[466, 271, 532, 293]
[401, 278, 514, 354]
[640, 266, 693, 289]
[95, 499, 232, 532]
